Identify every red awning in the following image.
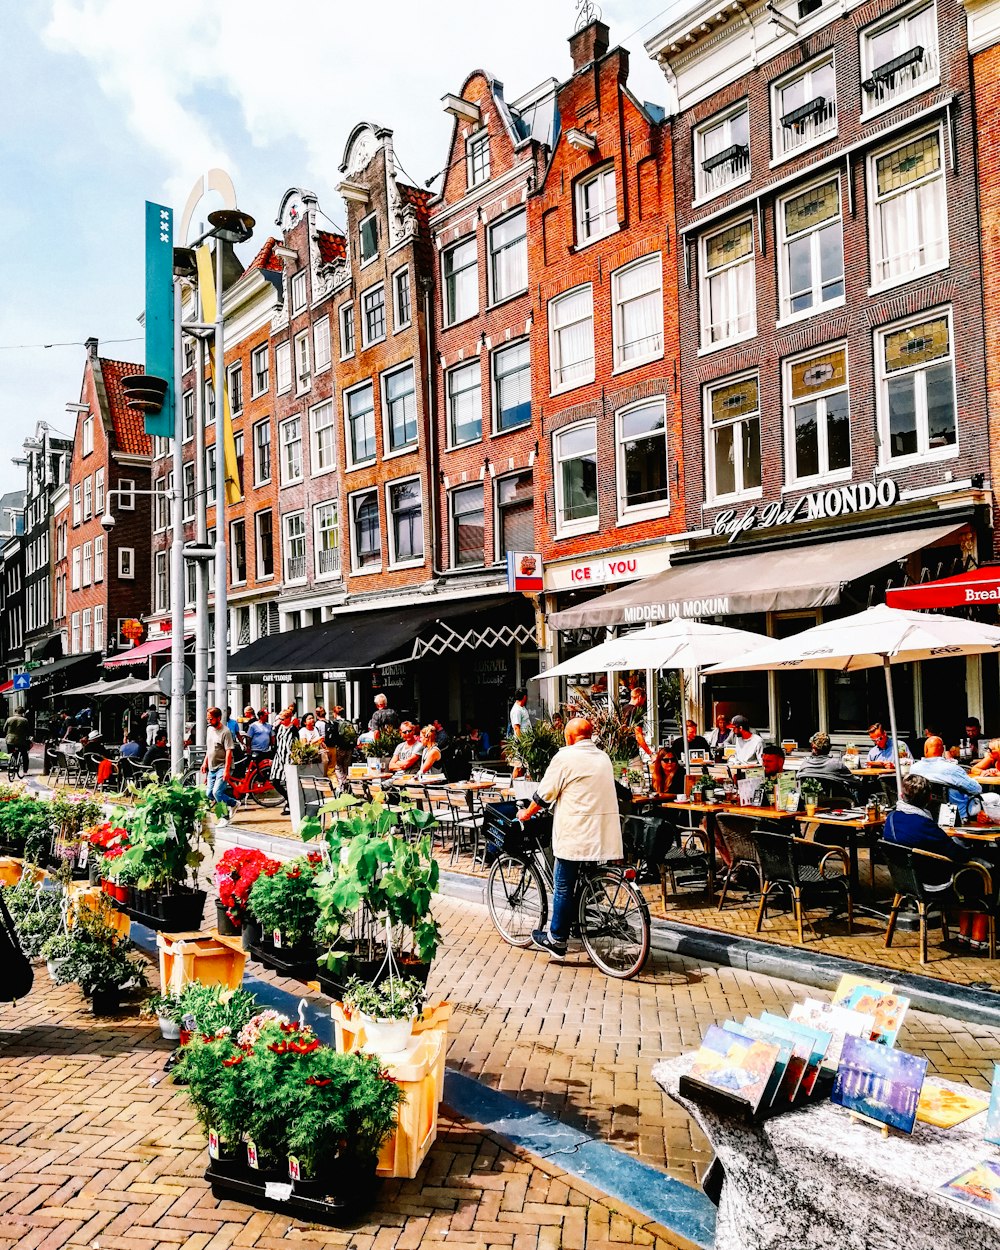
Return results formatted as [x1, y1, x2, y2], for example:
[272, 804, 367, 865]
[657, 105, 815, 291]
[885, 566, 1000, 610]
[104, 636, 177, 668]
[0, 680, 13, 695]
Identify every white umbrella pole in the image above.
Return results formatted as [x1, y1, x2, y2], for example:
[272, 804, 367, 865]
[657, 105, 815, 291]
[882, 655, 904, 794]
[680, 670, 691, 778]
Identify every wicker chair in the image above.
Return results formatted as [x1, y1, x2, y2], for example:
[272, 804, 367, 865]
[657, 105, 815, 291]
[879, 842, 995, 963]
[622, 812, 710, 907]
[754, 830, 852, 944]
[713, 814, 764, 910]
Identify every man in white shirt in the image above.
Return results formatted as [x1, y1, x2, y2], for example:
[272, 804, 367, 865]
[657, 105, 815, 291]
[509, 688, 531, 738]
[728, 716, 763, 766]
[517, 717, 623, 959]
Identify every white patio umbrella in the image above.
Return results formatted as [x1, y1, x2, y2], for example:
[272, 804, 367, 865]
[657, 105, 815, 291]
[706, 603, 1000, 789]
[533, 618, 771, 771]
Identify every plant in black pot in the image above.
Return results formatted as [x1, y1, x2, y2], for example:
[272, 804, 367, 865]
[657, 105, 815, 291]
[285, 1048, 404, 1202]
[213, 846, 281, 943]
[56, 903, 149, 1013]
[173, 1030, 252, 1174]
[241, 1020, 323, 1180]
[178, 982, 257, 1039]
[246, 854, 322, 972]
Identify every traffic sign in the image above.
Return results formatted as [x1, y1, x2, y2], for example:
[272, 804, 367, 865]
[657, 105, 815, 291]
[158, 662, 194, 698]
[12, 673, 31, 691]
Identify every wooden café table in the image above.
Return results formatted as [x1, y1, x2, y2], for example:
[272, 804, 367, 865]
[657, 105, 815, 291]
[796, 811, 884, 891]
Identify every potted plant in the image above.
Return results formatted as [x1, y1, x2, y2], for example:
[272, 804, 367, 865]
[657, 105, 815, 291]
[241, 1021, 322, 1179]
[621, 765, 646, 795]
[173, 1031, 251, 1174]
[246, 855, 322, 969]
[284, 1048, 404, 1201]
[359, 726, 402, 772]
[146, 990, 184, 1040]
[503, 722, 564, 796]
[40, 933, 75, 982]
[342, 973, 425, 1054]
[54, 906, 149, 1014]
[178, 982, 258, 1038]
[214, 847, 280, 943]
[800, 777, 823, 817]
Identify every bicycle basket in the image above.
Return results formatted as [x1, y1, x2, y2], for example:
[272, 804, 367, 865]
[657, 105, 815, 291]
[482, 802, 552, 863]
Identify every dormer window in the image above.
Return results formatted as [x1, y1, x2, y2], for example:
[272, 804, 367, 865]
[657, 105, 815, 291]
[861, 2, 938, 114]
[467, 131, 490, 188]
[773, 56, 836, 161]
[575, 166, 617, 245]
[695, 104, 750, 202]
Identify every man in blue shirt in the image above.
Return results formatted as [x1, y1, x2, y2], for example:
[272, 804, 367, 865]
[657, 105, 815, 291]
[867, 722, 895, 767]
[245, 710, 274, 758]
[911, 737, 982, 822]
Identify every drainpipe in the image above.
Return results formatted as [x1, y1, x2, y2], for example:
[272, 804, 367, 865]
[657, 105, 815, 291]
[423, 278, 446, 576]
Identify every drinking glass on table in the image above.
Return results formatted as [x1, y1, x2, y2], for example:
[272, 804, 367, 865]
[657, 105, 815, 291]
[781, 739, 796, 756]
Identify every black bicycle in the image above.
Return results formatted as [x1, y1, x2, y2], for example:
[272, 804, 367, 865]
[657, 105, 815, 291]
[484, 805, 651, 979]
[6, 744, 28, 782]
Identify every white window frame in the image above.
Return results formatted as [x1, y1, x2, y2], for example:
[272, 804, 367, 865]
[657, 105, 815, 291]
[309, 399, 336, 475]
[154, 552, 168, 612]
[783, 343, 853, 487]
[491, 339, 531, 433]
[118, 547, 134, 579]
[359, 212, 378, 265]
[282, 511, 307, 584]
[275, 341, 292, 394]
[860, 0, 940, 119]
[81, 608, 92, 653]
[279, 415, 303, 486]
[313, 316, 331, 372]
[361, 285, 387, 348]
[611, 254, 664, 372]
[253, 418, 271, 485]
[72, 484, 81, 526]
[182, 461, 196, 521]
[443, 237, 478, 327]
[95, 467, 105, 515]
[700, 218, 756, 351]
[694, 102, 751, 203]
[450, 483, 485, 568]
[94, 604, 104, 652]
[293, 329, 311, 393]
[549, 285, 595, 395]
[615, 399, 671, 522]
[70, 612, 80, 655]
[118, 479, 135, 510]
[393, 267, 412, 330]
[349, 487, 382, 575]
[71, 546, 81, 590]
[771, 53, 838, 163]
[385, 476, 424, 569]
[254, 508, 274, 581]
[467, 130, 490, 188]
[290, 269, 308, 314]
[82, 541, 92, 586]
[94, 533, 105, 582]
[494, 471, 535, 561]
[553, 419, 600, 538]
[776, 176, 845, 323]
[182, 389, 195, 441]
[82, 416, 94, 456]
[867, 126, 949, 293]
[339, 304, 355, 359]
[488, 209, 528, 304]
[313, 501, 341, 580]
[575, 166, 617, 245]
[345, 381, 377, 468]
[251, 344, 269, 397]
[704, 372, 763, 504]
[875, 307, 957, 468]
[446, 360, 482, 448]
[83, 477, 92, 521]
[382, 362, 418, 455]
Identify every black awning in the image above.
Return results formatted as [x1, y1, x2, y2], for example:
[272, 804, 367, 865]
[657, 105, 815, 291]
[31, 651, 103, 684]
[229, 594, 535, 682]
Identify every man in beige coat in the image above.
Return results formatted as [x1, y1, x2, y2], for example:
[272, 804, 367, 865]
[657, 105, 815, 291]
[517, 717, 623, 959]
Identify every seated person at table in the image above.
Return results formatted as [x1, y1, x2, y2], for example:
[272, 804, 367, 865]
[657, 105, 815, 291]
[761, 742, 785, 779]
[706, 712, 732, 752]
[965, 715, 984, 758]
[883, 774, 977, 891]
[143, 730, 170, 768]
[971, 738, 1000, 776]
[727, 716, 763, 766]
[798, 731, 856, 783]
[651, 747, 686, 797]
[866, 722, 895, 768]
[922, 733, 945, 758]
[387, 723, 422, 773]
[417, 725, 442, 777]
[911, 737, 983, 822]
[119, 732, 143, 761]
[671, 719, 711, 760]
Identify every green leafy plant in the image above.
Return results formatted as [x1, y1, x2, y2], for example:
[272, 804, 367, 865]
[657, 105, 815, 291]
[146, 990, 183, 1022]
[55, 903, 148, 995]
[360, 725, 402, 761]
[502, 720, 564, 780]
[0, 798, 56, 861]
[246, 855, 322, 948]
[110, 779, 216, 893]
[173, 1032, 250, 1147]
[40, 933, 76, 962]
[177, 982, 257, 1035]
[799, 777, 823, 800]
[564, 690, 638, 764]
[290, 739, 324, 766]
[343, 974, 425, 1021]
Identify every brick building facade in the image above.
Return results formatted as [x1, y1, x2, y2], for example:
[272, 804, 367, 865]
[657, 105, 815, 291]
[531, 22, 682, 630]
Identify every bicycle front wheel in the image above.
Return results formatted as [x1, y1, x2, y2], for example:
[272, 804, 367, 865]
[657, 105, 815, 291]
[486, 854, 547, 947]
[578, 870, 650, 979]
[249, 761, 284, 807]
[6, 755, 18, 783]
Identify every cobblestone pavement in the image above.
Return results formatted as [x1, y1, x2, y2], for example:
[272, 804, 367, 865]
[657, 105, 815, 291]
[0, 979, 694, 1250]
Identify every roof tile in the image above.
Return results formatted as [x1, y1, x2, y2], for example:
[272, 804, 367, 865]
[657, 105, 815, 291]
[316, 230, 346, 265]
[99, 358, 151, 456]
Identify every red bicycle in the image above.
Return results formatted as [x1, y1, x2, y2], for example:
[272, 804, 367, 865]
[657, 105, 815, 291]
[182, 753, 283, 808]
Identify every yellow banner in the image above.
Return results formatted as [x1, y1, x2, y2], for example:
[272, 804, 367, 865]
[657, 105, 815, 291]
[196, 245, 243, 506]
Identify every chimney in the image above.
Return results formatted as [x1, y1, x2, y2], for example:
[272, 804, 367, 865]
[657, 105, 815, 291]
[85, 337, 99, 360]
[569, 18, 610, 72]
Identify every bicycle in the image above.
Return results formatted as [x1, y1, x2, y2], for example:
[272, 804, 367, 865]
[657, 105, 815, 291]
[182, 751, 283, 808]
[484, 804, 651, 979]
[6, 745, 28, 783]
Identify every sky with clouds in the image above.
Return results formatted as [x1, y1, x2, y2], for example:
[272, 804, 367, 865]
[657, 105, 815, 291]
[0, 0, 679, 499]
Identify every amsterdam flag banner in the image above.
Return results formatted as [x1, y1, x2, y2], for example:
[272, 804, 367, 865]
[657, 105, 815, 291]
[144, 201, 174, 439]
[195, 244, 243, 506]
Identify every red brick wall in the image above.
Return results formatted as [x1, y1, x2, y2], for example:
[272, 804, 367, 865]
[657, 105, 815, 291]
[529, 45, 682, 564]
[973, 40, 1000, 551]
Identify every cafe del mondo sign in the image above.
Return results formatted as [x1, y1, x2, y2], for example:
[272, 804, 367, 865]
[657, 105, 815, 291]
[713, 478, 900, 544]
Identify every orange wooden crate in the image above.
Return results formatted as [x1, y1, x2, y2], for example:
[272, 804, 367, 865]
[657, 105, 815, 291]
[69, 887, 131, 939]
[0, 858, 46, 887]
[156, 930, 247, 993]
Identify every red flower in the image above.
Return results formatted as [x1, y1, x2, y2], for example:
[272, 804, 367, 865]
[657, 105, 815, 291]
[306, 851, 322, 866]
[222, 1055, 243, 1067]
[305, 1076, 331, 1086]
[290, 1039, 320, 1055]
[268, 1042, 288, 1054]
[279, 1021, 298, 1033]
[285, 867, 301, 880]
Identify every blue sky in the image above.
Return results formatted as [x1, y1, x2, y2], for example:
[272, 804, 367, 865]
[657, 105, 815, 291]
[0, 0, 674, 497]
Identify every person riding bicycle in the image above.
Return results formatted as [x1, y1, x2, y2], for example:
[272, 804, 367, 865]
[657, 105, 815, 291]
[517, 716, 623, 960]
[3, 706, 31, 776]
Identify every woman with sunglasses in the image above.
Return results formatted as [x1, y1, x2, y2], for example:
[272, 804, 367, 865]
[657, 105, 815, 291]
[651, 746, 686, 798]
